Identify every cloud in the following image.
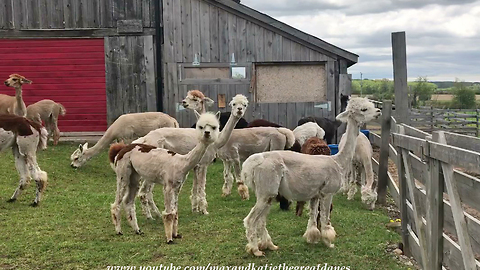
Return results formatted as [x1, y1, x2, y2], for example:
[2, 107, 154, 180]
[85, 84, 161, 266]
[241, 0, 480, 81]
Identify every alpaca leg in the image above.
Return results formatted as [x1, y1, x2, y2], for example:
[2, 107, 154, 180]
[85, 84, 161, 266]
[235, 160, 249, 200]
[8, 146, 30, 202]
[221, 160, 234, 197]
[139, 180, 161, 219]
[51, 117, 60, 145]
[190, 166, 200, 213]
[296, 201, 306, 216]
[162, 184, 179, 244]
[340, 163, 352, 194]
[25, 153, 47, 206]
[256, 197, 278, 251]
[195, 165, 209, 215]
[319, 194, 336, 248]
[347, 165, 358, 200]
[303, 197, 322, 244]
[111, 172, 129, 235]
[244, 198, 272, 256]
[361, 159, 377, 210]
[172, 186, 183, 239]
[124, 172, 142, 234]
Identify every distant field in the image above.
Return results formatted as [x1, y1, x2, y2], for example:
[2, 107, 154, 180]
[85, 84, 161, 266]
[431, 94, 480, 101]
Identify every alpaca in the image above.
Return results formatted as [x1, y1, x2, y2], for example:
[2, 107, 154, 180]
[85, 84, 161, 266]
[70, 112, 179, 168]
[339, 132, 376, 210]
[241, 97, 381, 256]
[1, 74, 31, 116]
[132, 94, 249, 216]
[0, 114, 48, 206]
[247, 119, 282, 128]
[109, 111, 220, 243]
[295, 137, 331, 217]
[26, 99, 66, 145]
[297, 117, 341, 144]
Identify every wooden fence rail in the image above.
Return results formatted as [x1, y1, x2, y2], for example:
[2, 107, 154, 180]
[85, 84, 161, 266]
[370, 104, 480, 269]
[410, 107, 480, 137]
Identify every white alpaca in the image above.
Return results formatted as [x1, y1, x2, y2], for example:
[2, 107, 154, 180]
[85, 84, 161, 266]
[241, 97, 381, 256]
[26, 99, 66, 145]
[0, 115, 48, 206]
[109, 111, 220, 243]
[293, 122, 325, 146]
[1, 74, 31, 116]
[70, 112, 179, 168]
[132, 94, 249, 215]
[339, 132, 376, 210]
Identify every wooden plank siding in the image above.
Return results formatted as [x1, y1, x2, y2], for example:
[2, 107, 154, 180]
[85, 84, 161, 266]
[162, 0, 340, 129]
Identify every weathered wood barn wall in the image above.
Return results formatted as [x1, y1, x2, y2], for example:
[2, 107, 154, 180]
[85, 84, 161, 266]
[162, 0, 358, 129]
[0, 0, 158, 125]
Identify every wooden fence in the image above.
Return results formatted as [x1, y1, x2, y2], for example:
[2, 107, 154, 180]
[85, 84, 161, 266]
[410, 107, 480, 137]
[370, 102, 480, 269]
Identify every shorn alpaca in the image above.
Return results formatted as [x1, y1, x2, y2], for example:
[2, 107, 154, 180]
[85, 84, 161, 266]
[70, 112, 179, 168]
[109, 111, 220, 243]
[339, 132, 377, 210]
[27, 99, 66, 145]
[132, 94, 249, 215]
[0, 114, 48, 206]
[1, 74, 31, 116]
[241, 97, 381, 256]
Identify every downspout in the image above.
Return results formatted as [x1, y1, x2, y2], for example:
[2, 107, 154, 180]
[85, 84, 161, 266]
[154, 0, 164, 112]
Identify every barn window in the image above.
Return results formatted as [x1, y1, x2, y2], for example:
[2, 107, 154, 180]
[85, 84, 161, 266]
[179, 63, 250, 84]
[254, 63, 327, 103]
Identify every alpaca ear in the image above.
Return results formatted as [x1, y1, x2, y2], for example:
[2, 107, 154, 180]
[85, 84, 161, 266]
[336, 111, 349, 122]
[21, 78, 32, 84]
[204, 97, 214, 107]
[215, 111, 221, 120]
[82, 143, 89, 152]
[194, 110, 201, 120]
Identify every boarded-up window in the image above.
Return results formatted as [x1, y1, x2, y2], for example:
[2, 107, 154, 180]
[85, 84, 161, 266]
[183, 67, 230, 79]
[255, 64, 327, 103]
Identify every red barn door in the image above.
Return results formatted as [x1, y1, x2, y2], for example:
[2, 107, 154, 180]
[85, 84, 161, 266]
[0, 38, 107, 132]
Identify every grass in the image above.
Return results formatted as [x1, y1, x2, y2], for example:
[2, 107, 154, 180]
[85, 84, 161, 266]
[0, 143, 409, 270]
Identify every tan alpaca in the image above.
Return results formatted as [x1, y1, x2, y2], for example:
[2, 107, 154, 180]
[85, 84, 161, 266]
[70, 112, 179, 168]
[132, 94, 249, 216]
[1, 74, 32, 116]
[0, 114, 48, 206]
[242, 98, 381, 256]
[109, 111, 220, 243]
[27, 99, 66, 145]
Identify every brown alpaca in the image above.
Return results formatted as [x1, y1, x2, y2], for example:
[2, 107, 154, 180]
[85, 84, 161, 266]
[247, 119, 282, 128]
[0, 114, 48, 206]
[1, 74, 32, 116]
[296, 137, 332, 217]
[27, 99, 66, 145]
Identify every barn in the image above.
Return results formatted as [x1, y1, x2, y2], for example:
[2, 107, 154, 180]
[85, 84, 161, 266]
[0, 0, 357, 132]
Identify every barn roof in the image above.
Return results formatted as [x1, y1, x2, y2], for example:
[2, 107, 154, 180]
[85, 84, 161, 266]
[207, 0, 359, 67]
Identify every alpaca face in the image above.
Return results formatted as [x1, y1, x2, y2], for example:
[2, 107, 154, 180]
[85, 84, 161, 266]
[181, 90, 214, 112]
[194, 111, 220, 144]
[336, 98, 381, 125]
[70, 143, 89, 168]
[4, 74, 32, 88]
[229, 94, 249, 118]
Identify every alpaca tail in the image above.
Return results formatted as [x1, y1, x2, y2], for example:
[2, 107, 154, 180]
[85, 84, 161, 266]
[276, 127, 295, 149]
[109, 142, 127, 169]
[38, 127, 48, 150]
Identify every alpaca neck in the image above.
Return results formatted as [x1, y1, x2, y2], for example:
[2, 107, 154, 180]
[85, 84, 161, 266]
[83, 129, 116, 159]
[14, 87, 26, 116]
[181, 140, 211, 172]
[215, 112, 239, 149]
[333, 117, 360, 168]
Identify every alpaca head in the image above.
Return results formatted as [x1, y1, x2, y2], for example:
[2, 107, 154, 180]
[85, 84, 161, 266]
[336, 97, 381, 125]
[4, 74, 32, 88]
[70, 143, 89, 168]
[229, 94, 248, 118]
[194, 111, 220, 144]
[182, 90, 214, 112]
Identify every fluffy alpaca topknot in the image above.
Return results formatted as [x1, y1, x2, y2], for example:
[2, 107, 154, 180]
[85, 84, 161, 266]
[230, 94, 248, 107]
[188, 90, 205, 100]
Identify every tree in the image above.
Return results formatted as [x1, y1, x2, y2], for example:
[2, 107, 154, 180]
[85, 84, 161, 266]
[452, 80, 476, 109]
[410, 76, 435, 107]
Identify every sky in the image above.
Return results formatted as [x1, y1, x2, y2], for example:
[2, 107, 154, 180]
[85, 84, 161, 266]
[241, 0, 480, 82]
